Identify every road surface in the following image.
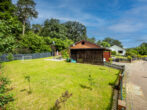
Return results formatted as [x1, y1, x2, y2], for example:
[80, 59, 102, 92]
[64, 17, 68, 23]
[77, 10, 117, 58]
[114, 60, 147, 110]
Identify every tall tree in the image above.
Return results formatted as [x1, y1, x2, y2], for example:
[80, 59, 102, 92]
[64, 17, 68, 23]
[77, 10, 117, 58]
[103, 37, 123, 47]
[64, 21, 87, 42]
[16, 0, 38, 35]
[40, 18, 67, 39]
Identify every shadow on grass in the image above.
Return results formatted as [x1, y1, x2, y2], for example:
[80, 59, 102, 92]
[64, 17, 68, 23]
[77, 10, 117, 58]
[106, 70, 120, 110]
[79, 84, 92, 90]
[20, 89, 26, 92]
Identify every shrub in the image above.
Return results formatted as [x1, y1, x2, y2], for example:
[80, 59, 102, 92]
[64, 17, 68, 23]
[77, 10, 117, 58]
[6, 53, 14, 61]
[111, 51, 116, 55]
[0, 77, 14, 108]
[127, 56, 132, 62]
[51, 90, 72, 110]
[109, 58, 113, 63]
[61, 49, 69, 59]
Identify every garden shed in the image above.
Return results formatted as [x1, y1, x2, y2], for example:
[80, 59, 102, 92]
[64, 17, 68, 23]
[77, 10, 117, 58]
[70, 40, 110, 65]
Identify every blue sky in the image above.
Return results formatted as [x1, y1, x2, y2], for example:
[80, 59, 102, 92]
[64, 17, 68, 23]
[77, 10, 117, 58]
[12, 0, 147, 48]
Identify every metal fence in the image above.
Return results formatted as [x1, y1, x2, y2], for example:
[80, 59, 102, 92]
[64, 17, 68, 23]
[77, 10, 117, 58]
[0, 52, 52, 62]
[104, 62, 125, 70]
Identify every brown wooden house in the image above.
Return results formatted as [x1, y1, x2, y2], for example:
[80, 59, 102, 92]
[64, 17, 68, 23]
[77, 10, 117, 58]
[70, 40, 110, 65]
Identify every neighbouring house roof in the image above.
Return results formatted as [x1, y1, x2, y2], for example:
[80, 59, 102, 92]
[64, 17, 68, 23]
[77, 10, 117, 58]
[109, 45, 125, 51]
[70, 40, 110, 51]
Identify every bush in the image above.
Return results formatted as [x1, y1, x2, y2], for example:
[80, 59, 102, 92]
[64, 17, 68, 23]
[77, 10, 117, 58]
[109, 58, 113, 63]
[111, 51, 116, 55]
[61, 49, 69, 58]
[0, 77, 14, 108]
[127, 56, 132, 62]
[6, 53, 14, 61]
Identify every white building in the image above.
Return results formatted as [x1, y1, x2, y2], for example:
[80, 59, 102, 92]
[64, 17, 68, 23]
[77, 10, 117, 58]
[109, 45, 126, 56]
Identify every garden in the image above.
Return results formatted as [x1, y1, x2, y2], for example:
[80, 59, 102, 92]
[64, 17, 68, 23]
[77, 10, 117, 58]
[0, 58, 120, 110]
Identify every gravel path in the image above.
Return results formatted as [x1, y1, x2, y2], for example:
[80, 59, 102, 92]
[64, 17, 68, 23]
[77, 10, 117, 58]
[114, 60, 147, 110]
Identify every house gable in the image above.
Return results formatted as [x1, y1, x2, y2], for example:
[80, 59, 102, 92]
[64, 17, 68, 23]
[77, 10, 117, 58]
[70, 40, 100, 49]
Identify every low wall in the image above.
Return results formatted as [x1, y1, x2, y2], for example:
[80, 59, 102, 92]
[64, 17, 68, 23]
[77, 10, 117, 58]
[104, 62, 126, 110]
[0, 52, 52, 62]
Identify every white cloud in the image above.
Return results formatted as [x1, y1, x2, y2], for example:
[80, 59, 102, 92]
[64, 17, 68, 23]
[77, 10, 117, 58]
[108, 23, 144, 33]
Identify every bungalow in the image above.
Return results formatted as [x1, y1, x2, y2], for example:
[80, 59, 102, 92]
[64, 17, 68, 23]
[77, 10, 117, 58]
[109, 45, 126, 56]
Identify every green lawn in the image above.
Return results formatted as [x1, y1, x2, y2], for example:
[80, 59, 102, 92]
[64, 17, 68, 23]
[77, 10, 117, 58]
[1, 58, 119, 110]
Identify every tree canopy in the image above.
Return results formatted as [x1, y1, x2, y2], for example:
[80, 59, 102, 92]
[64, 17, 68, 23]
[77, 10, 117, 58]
[40, 19, 67, 40]
[103, 37, 123, 47]
[16, 0, 38, 35]
[64, 21, 87, 42]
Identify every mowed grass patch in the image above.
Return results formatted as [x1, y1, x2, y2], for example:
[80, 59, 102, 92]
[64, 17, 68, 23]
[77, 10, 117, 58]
[1, 58, 119, 110]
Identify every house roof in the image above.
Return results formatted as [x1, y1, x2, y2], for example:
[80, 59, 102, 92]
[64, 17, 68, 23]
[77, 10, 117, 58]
[109, 45, 125, 50]
[70, 40, 110, 51]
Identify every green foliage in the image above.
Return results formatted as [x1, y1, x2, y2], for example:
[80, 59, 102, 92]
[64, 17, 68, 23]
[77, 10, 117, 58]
[126, 49, 138, 57]
[127, 56, 132, 62]
[6, 53, 14, 61]
[111, 51, 116, 55]
[138, 42, 147, 55]
[103, 37, 123, 47]
[96, 40, 111, 47]
[40, 19, 67, 40]
[0, 18, 22, 53]
[61, 50, 69, 58]
[87, 37, 96, 43]
[21, 32, 51, 53]
[32, 24, 42, 34]
[0, 76, 14, 108]
[44, 37, 73, 52]
[0, 77, 11, 93]
[109, 58, 113, 63]
[64, 21, 87, 42]
[0, 0, 16, 20]
[17, 0, 38, 35]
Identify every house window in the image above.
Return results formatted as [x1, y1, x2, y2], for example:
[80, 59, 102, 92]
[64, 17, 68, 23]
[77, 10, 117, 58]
[118, 50, 123, 54]
[81, 41, 85, 45]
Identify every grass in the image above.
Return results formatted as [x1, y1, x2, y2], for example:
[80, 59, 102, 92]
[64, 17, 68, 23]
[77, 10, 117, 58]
[1, 57, 120, 110]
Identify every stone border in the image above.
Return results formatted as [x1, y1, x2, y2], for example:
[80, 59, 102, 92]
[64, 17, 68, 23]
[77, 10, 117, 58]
[104, 62, 126, 110]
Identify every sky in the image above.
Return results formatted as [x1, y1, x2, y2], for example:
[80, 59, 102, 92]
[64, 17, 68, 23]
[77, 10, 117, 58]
[12, 0, 147, 48]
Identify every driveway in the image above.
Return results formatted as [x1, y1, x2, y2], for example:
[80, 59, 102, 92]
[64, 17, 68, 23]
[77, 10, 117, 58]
[114, 60, 147, 110]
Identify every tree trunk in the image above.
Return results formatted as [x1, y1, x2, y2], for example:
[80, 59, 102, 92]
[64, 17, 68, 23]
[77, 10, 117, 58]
[22, 21, 26, 36]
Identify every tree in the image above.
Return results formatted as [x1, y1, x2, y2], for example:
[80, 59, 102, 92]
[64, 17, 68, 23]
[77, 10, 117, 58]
[44, 37, 73, 51]
[0, 0, 16, 20]
[100, 41, 111, 47]
[32, 24, 42, 34]
[40, 19, 67, 40]
[20, 32, 51, 53]
[138, 42, 147, 55]
[87, 37, 96, 43]
[103, 37, 123, 47]
[64, 21, 87, 42]
[16, 0, 38, 35]
[96, 40, 111, 47]
[0, 19, 22, 53]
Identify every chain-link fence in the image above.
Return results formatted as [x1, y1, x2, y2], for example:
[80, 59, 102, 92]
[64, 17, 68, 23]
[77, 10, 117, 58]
[0, 52, 52, 62]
